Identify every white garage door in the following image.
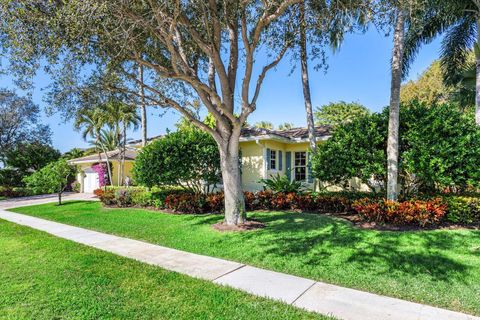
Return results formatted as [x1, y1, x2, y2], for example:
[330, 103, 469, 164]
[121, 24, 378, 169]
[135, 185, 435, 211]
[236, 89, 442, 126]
[83, 168, 100, 193]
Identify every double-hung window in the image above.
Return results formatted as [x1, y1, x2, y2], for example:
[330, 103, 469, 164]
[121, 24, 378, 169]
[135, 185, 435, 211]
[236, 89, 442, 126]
[270, 149, 277, 170]
[294, 151, 306, 181]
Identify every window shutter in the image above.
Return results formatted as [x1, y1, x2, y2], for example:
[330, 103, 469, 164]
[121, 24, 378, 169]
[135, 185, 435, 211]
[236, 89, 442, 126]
[307, 152, 313, 183]
[286, 152, 291, 180]
[278, 151, 283, 171]
[266, 148, 271, 170]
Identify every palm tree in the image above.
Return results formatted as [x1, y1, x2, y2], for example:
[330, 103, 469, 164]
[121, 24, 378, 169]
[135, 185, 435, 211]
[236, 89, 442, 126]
[278, 122, 294, 130]
[138, 64, 148, 147]
[74, 108, 114, 185]
[254, 121, 274, 130]
[403, 1, 480, 124]
[104, 101, 140, 185]
[89, 128, 120, 152]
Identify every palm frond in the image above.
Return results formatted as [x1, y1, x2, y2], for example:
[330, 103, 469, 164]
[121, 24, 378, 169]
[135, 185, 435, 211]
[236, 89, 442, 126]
[441, 16, 477, 85]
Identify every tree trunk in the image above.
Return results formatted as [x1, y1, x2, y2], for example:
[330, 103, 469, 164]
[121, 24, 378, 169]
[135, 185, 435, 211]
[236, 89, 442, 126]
[218, 132, 246, 226]
[476, 19, 480, 125]
[138, 64, 148, 146]
[299, 0, 316, 153]
[100, 144, 113, 186]
[122, 123, 126, 185]
[387, 9, 406, 201]
[58, 191, 62, 205]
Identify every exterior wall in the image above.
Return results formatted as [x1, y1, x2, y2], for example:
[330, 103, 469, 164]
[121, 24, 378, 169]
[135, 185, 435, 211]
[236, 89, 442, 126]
[239, 139, 315, 191]
[75, 161, 135, 192]
[239, 139, 372, 192]
[239, 141, 265, 191]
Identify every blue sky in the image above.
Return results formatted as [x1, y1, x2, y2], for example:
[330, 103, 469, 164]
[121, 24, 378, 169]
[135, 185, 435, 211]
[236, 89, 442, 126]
[0, 28, 441, 153]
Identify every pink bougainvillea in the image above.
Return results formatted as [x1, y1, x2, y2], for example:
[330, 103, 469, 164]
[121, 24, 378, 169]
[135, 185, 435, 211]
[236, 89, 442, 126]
[91, 163, 109, 187]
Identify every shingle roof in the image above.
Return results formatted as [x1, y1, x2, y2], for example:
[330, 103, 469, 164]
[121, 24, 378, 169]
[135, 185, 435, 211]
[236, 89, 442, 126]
[240, 126, 331, 141]
[68, 148, 138, 164]
[127, 134, 163, 146]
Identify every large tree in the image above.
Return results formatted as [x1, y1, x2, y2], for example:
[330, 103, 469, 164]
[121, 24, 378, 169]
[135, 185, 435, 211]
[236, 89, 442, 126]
[0, 1, 302, 225]
[374, 0, 429, 200]
[0, 88, 52, 164]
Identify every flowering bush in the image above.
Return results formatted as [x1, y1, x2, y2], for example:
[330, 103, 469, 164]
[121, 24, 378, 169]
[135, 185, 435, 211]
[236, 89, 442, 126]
[352, 198, 447, 226]
[91, 163, 109, 187]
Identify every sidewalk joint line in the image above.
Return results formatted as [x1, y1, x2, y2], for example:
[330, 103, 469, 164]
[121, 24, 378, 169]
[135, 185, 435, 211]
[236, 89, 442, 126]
[213, 264, 246, 281]
[290, 281, 316, 305]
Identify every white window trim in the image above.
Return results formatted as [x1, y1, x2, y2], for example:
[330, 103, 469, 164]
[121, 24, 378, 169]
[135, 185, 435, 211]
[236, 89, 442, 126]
[293, 151, 307, 182]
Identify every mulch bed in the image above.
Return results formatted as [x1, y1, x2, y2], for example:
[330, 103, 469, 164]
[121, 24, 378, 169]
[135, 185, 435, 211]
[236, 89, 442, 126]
[212, 220, 266, 232]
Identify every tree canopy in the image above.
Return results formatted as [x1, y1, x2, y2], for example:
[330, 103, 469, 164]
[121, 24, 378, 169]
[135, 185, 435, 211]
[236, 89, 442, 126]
[312, 101, 480, 195]
[0, 88, 52, 163]
[314, 101, 370, 127]
[133, 129, 220, 193]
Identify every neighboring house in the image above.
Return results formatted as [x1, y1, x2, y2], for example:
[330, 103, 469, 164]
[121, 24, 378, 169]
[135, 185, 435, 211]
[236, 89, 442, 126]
[70, 126, 352, 193]
[69, 149, 137, 193]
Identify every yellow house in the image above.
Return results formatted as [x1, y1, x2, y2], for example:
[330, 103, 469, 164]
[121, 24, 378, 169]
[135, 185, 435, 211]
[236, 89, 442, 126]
[239, 126, 331, 191]
[69, 127, 339, 193]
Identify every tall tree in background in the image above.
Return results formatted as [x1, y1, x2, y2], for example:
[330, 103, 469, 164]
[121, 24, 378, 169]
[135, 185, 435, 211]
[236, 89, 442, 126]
[299, 0, 316, 153]
[402, 0, 480, 124]
[314, 101, 370, 127]
[0, 1, 300, 225]
[387, 7, 406, 201]
[74, 108, 114, 185]
[138, 65, 148, 147]
[254, 121, 274, 130]
[0, 88, 52, 164]
[375, 0, 427, 200]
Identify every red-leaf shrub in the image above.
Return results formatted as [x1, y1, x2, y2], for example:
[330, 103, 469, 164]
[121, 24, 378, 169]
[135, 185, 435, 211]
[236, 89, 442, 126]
[244, 191, 256, 211]
[164, 192, 206, 214]
[97, 188, 115, 205]
[93, 188, 104, 197]
[352, 198, 447, 226]
[205, 192, 224, 213]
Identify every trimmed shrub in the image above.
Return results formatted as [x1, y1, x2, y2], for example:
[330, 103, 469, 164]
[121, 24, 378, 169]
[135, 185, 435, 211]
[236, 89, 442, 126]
[444, 196, 480, 225]
[0, 186, 33, 198]
[352, 198, 447, 227]
[164, 192, 206, 214]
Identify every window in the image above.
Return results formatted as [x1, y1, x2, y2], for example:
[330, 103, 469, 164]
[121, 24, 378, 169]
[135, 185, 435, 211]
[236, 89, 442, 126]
[294, 152, 306, 181]
[270, 149, 277, 170]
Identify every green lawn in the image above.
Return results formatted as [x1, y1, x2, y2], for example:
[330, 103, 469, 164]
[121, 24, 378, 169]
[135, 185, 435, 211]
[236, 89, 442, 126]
[0, 219, 329, 320]
[11, 201, 480, 316]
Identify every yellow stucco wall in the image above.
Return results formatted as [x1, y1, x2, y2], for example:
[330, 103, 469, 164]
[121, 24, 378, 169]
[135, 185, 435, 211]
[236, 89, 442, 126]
[76, 161, 135, 192]
[240, 139, 315, 191]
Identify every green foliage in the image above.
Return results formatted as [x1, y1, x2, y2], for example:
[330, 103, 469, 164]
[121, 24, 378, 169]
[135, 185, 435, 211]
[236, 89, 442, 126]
[0, 168, 25, 187]
[314, 101, 370, 127]
[61, 148, 85, 160]
[312, 112, 387, 192]
[4, 142, 61, 176]
[312, 101, 480, 194]
[254, 121, 274, 130]
[133, 130, 220, 193]
[278, 123, 294, 130]
[443, 196, 480, 226]
[400, 61, 452, 105]
[0, 88, 52, 162]
[23, 159, 76, 204]
[259, 174, 304, 193]
[401, 59, 475, 109]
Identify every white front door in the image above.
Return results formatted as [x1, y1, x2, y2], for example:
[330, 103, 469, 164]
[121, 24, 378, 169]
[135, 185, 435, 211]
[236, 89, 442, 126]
[83, 168, 100, 193]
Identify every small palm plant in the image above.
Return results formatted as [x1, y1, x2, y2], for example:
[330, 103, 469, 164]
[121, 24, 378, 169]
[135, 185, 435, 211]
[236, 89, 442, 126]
[259, 174, 304, 193]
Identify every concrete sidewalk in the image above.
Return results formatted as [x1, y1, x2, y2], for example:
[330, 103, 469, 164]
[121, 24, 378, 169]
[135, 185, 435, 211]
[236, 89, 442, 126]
[0, 195, 478, 320]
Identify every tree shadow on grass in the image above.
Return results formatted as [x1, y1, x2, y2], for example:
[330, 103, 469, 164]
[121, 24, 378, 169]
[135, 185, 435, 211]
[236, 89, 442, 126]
[215, 211, 476, 284]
